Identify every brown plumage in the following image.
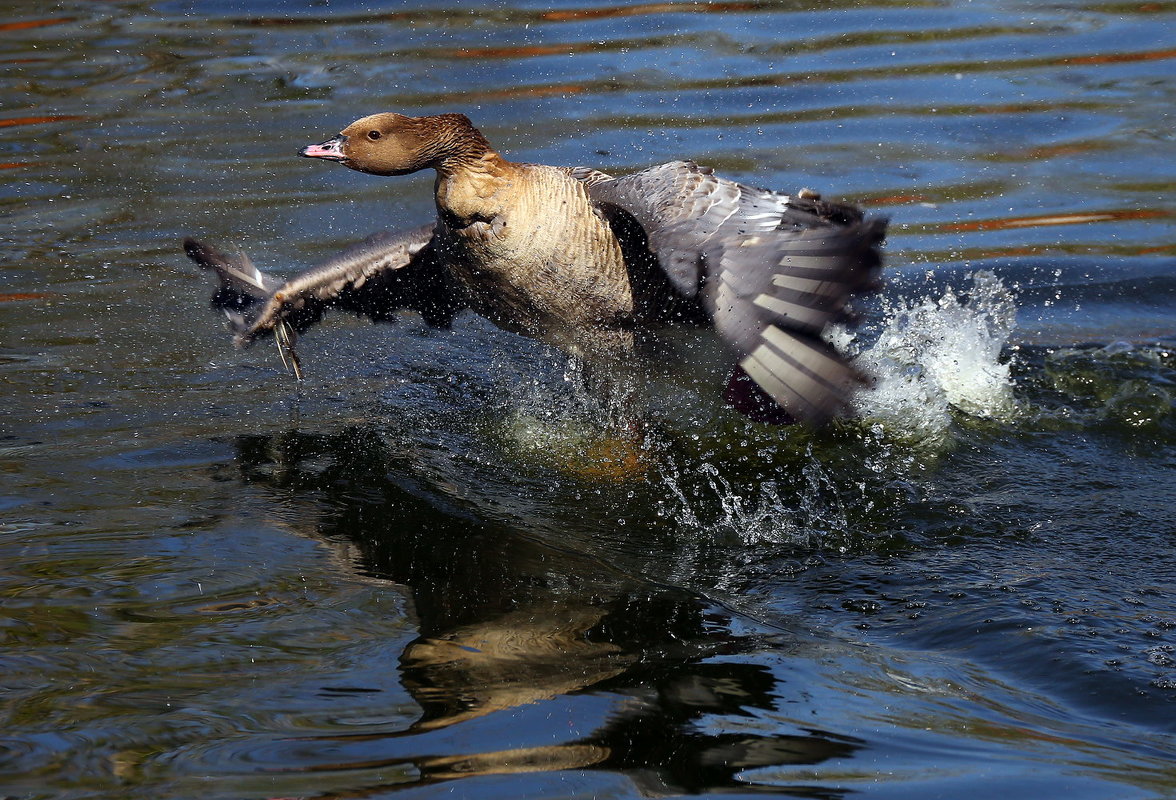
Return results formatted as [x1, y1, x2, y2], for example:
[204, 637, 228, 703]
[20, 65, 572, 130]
[186, 112, 886, 424]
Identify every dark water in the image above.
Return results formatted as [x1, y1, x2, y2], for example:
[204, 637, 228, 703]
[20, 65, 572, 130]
[2, 1, 1174, 798]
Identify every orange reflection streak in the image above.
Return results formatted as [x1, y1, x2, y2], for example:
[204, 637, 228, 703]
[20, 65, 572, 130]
[1063, 47, 1176, 65]
[540, 1, 761, 21]
[451, 43, 585, 59]
[0, 17, 74, 31]
[940, 209, 1168, 232]
[898, 241, 1176, 262]
[0, 293, 51, 302]
[0, 162, 35, 169]
[476, 83, 588, 100]
[859, 193, 931, 206]
[241, 1, 767, 25]
[0, 115, 84, 128]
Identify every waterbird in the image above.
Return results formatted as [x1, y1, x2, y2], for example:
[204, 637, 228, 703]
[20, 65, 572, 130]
[186, 112, 886, 424]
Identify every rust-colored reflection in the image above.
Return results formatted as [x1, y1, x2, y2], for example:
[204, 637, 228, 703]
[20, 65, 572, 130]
[477, 83, 588, 100]
[448, 42, 590, 59]
[234, 1, 767, 28]
[0, 115, 85, 128]
[857, 192, 934, 206]
[939, 209, 1169, 233]
[1063, 46, 1176, 65]
[0, 293, 51, 302]
[0, 17, 74, 31]
[539, 1, 765, 21]
[899, 240, 1176, 263]
[668, 44, 1176, 95]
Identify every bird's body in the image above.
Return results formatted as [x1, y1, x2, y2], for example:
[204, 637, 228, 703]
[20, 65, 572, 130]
[187, 112, 886, 423]
[434, 159, 637, 355]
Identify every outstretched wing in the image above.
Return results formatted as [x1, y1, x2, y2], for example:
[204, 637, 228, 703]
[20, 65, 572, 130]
[186, 224, 464, 345]
[585, 160, 886, 423]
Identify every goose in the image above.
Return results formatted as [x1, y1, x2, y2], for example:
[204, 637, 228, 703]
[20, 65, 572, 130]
[186, 112, 886, 423]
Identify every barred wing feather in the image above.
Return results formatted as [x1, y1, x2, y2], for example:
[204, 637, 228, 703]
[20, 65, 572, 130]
[186, 224, 456, 347]
[587, 160, 886, 423]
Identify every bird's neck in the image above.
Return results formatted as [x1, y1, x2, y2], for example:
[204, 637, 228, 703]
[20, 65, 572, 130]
[434, 149, 520, 228]
[422, 114, 496, 176]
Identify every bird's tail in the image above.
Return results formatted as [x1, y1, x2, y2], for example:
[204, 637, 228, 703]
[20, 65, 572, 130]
[183, 238, 303, 379]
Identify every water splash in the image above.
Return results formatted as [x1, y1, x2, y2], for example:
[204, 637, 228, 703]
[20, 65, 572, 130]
[492, 354, 653, 481]
[655, 444, 855, 552]
[851, 270, 1019, 442]
[643, 273, 1021, 552]
[486, 273, 1022, 550]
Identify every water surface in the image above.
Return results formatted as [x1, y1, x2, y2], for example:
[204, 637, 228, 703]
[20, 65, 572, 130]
[1, 1, 1174, 798]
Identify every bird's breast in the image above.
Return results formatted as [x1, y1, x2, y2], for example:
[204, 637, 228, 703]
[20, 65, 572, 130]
[440, 200, 637, 349]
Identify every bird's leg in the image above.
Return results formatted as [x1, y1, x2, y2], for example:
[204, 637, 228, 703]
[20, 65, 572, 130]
[273, 320, 304, 381]
[560, 338, 652, 481]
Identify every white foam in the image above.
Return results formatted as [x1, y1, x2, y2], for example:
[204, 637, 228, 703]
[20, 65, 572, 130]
[850, 270, 1018, 442]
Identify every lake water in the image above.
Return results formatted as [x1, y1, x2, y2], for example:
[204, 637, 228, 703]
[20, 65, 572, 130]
[1, 1, 1174, 798]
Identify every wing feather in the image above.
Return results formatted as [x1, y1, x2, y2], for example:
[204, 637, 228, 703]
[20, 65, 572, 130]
[186, 224, 463, 354]
[586, 160, 886, 423]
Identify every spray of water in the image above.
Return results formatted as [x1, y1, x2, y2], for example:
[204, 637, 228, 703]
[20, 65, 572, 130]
[488, 273, 1021, 551]
[493, 352, 653, 481]
[851, 270, 1019, 442]
[656, 447, 850, 549]
[654, 272, 1021, 549]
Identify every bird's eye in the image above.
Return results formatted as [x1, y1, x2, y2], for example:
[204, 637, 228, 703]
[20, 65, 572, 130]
[367, 130, 381, 141]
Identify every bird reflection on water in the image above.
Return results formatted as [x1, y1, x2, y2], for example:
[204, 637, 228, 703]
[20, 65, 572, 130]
[230, 426, 861, 795]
